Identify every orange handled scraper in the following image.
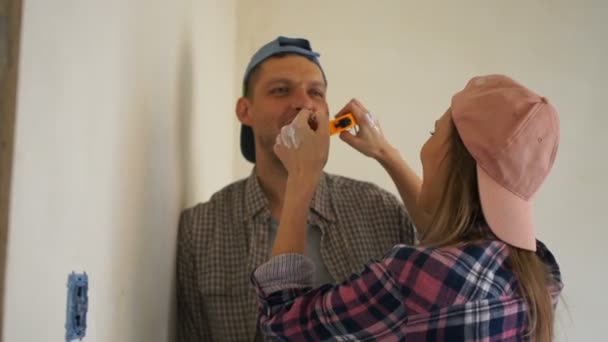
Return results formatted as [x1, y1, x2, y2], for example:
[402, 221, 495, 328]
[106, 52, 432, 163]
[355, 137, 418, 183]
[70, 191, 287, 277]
[329, 113, 357, 135]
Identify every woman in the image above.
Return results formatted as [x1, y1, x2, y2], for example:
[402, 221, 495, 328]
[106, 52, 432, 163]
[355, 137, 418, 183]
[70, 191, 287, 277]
[252, 74, 563, 341]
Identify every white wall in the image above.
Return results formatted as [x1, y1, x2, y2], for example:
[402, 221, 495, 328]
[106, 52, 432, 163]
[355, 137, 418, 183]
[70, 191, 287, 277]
[4, 0, 235, 341]
[235, 1, 608, 341]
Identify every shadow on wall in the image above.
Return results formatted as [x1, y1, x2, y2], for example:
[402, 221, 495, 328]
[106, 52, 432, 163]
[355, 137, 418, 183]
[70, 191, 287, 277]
[177, 26, 194, 212]
[170, 25, 194, 342]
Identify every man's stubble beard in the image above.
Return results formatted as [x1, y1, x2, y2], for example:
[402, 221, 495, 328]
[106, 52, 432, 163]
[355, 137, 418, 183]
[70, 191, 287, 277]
[258, 134, 288, 175]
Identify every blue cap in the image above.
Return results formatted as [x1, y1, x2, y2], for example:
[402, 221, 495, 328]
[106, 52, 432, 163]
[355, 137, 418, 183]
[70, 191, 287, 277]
[240, 36, 325, 163]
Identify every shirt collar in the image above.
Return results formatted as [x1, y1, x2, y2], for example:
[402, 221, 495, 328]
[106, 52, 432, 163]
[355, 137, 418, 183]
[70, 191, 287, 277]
[243, 169, 336, 223]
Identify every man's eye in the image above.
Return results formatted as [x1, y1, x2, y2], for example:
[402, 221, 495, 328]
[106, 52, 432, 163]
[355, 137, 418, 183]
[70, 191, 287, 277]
[271, 87, 288, 94]
[311, 89, 325, 97]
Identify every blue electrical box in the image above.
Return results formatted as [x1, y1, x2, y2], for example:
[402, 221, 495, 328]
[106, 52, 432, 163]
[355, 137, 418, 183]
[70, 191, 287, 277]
[65, 272, 88, 341]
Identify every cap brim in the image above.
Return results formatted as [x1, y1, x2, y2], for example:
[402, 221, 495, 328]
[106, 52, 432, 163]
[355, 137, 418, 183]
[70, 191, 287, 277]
[240, 125, 256, 163]
[477, 164, 536, 251]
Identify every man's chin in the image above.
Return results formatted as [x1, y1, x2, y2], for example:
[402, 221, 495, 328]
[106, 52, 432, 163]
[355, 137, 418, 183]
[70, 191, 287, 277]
[258, 145, 287, 170]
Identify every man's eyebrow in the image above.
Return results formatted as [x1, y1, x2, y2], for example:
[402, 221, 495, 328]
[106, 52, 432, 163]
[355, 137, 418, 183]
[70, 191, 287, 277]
[309, 80, 326, 88]
[262, 78, 326, 89]
[263, 78, 290, 86]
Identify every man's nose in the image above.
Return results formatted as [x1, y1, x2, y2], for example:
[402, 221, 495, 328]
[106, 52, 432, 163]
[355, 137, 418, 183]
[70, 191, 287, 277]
[291, 87, 315, 112]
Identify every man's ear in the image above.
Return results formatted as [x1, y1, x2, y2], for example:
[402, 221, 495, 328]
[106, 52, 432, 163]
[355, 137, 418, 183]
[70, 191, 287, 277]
[236, 97, 252, 125]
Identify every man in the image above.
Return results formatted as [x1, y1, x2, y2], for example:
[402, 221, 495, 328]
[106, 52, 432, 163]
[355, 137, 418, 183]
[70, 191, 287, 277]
[176, 36, 416, 341]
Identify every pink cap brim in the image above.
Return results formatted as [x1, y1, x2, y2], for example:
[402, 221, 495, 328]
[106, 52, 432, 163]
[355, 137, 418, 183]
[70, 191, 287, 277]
[477, 164, 537, 251]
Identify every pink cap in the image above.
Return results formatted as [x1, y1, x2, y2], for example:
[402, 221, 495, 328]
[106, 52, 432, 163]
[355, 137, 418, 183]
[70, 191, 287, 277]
[451, 75, 560, 251]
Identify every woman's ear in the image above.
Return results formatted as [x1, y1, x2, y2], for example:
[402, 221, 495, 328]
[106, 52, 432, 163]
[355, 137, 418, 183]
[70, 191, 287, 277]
[236, 97, 252, 125]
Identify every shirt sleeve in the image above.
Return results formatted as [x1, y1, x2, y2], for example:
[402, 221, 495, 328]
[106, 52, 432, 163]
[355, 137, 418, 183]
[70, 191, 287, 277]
[251, 249, 412, 341]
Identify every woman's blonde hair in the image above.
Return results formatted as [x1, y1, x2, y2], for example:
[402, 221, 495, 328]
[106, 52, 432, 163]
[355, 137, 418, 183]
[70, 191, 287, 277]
[420, 118, 555, 341]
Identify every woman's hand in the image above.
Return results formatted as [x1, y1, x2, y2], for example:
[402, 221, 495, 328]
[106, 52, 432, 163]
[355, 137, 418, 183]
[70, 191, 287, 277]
[335, 98, 397, 161]
[274, 109, 330, 185]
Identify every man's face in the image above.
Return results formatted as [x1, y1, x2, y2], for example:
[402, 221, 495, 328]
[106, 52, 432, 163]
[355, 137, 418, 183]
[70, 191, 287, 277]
[237, 55, 329, 167]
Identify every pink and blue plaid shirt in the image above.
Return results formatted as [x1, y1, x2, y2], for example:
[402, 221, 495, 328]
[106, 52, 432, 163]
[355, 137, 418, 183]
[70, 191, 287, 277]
[252, 240, 562, 341]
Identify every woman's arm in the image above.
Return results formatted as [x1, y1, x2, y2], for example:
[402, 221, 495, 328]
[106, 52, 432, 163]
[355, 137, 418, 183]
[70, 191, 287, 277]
[271, 176, 317, 256]
[335, 99, 431, 235]
[253, 250, 409, 340]
[374, 146, 431, 237]
[270, 109, 329, 256]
